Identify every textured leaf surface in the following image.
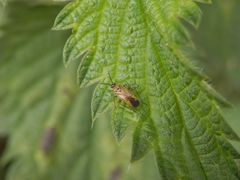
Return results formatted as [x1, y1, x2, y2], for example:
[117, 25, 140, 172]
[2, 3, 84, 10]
[0, 2, 161, 180]
[53, 0, 240, 179]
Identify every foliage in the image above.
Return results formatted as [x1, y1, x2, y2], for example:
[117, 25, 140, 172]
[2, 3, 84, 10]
[0, 0, 240, 179]
[52, 0, 240, 179]
[0, 3, 161, 180]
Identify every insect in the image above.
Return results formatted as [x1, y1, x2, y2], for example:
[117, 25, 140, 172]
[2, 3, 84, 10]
[106, 73, 140, 108]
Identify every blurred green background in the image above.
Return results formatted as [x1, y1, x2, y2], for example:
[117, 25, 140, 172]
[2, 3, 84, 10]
[0, 0, 239, 179]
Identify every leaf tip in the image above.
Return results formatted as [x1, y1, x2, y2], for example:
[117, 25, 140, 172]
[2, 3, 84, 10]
[52, 17, 65, 31]
[201, 81, 233, 108]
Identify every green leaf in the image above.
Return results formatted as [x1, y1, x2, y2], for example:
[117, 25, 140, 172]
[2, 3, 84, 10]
[0, 2, 161, 180]
[111, 105, 134, 142]
[54, 0, 240, 179]
[224, 104, 240, 154]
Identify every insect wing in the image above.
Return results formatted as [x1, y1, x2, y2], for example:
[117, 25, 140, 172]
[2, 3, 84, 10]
[127, 96, 140, 107]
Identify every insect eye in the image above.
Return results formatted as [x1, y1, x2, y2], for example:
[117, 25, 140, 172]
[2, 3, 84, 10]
[111, 83, 116, 88]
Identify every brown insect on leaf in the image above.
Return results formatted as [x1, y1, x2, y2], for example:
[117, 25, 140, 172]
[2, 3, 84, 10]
[104, 73, 140, 108]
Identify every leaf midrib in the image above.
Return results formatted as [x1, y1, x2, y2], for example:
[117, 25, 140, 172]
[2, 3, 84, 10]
[138, 1, 181, 178]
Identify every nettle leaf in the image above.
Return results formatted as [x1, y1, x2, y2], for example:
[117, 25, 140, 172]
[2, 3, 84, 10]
[0, 2, 161, 180]
[53, 0, 240, 179]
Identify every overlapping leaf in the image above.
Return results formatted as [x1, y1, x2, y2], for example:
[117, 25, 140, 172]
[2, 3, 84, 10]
[0, 2, 161, 180]
[53, 0, 240, 179]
